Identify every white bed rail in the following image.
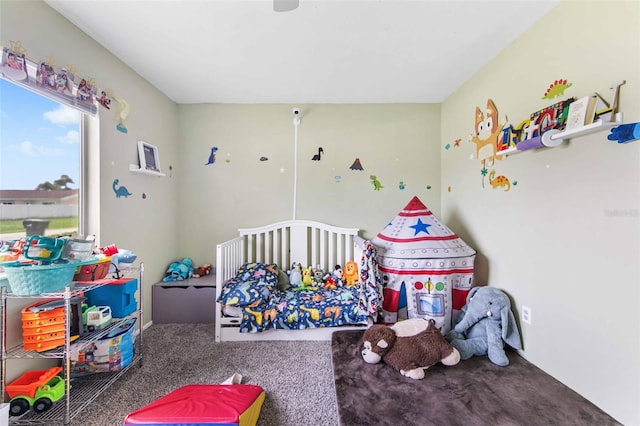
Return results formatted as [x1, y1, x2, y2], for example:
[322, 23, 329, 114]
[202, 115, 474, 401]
[239, 220, 359, 272]
[215, 236, 243, 290]
[214, 220, 362, 342]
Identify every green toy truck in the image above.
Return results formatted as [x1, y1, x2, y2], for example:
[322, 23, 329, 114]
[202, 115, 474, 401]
[6, 367, 67, 416]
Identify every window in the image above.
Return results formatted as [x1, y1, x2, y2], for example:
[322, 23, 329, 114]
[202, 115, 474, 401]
[0, 78, 83, 239]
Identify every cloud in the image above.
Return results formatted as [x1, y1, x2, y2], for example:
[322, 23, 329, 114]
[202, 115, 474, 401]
[43, 105, 80, 126]
[10, 140, 65, 157]
[57, 130, 79, 145]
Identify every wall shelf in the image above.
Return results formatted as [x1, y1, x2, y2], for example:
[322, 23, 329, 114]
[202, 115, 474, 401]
[129, 164, 165, 177]
[497, 112, 623, 157]
[550, 112, 623, 141]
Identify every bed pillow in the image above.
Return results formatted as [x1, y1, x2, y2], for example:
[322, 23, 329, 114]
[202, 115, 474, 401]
[235, 262, 279, 286]
[217, 262, 279, 307]
[277, 271, 290, 290]
[217, 277, 273, 307]
[265, 263, 290, 290]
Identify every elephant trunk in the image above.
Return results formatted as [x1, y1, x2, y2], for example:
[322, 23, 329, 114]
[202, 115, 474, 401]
[453, 311, 486, 334]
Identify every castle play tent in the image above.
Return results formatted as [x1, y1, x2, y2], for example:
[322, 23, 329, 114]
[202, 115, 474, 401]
[372, 196, 476, 333]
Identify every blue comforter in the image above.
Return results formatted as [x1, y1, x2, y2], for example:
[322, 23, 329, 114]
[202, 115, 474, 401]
[240, 286, 367, 332]
[217, 261, 380, 333]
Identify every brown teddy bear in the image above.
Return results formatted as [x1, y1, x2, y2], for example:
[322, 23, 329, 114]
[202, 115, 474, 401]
[361, 318, 460, 379]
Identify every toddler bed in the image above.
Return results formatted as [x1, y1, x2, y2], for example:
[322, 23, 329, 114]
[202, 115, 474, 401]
[215, 220, 381, 342]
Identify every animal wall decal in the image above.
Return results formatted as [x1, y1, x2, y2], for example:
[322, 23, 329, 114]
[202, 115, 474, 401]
[206, 147, 218, 165]
[311, 147, 324, 160]
[471, 99, 513, 192]
[470, 99, 504, 167]
[542, 79, 573, 100]
[370, 175, 383, 191]
[488, 170, 510, 192]
[112, 179, 132, 198]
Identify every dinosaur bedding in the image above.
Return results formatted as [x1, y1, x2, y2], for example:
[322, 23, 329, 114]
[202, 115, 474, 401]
[216, 262, 376, 333]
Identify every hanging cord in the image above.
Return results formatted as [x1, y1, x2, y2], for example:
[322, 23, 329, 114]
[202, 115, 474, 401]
[292, 110, 301, 220]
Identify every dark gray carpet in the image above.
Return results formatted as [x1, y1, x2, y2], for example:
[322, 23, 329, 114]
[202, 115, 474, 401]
[80, 324, 338, 426]
[332, 330, 620, 426]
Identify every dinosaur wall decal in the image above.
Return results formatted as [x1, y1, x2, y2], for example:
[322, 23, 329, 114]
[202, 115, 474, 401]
[312, 147, 324, 161]
[370, 175, 383, 191]
[488, 170, 510, 192]
[206, 146, 218, 165]
[113, 179, 133, 198]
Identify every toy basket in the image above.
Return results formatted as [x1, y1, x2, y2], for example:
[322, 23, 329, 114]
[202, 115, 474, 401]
[73, 257, 112, 282]
[3, 261, 86, 296]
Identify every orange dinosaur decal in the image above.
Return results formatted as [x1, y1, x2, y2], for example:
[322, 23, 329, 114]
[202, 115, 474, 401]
[489, 170, 511, 192]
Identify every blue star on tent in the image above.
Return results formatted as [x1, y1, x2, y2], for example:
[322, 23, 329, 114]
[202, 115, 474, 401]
[409, 218, 431, 236]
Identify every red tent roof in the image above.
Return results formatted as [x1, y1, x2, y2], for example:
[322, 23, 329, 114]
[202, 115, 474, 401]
[372, 196, 476, 259]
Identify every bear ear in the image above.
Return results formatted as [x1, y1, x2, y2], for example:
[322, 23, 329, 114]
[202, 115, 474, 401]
[376, 339, 389, 349]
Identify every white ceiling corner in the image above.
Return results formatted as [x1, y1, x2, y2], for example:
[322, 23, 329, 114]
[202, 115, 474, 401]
[44, 0, 560, 104]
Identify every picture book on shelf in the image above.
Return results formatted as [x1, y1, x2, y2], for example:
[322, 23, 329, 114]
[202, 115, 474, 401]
[565, 94, 598, 130]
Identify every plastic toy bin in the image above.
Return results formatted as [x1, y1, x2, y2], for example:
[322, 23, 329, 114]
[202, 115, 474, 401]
[83, 278, 137, 318]
[1, 403, 9, 426]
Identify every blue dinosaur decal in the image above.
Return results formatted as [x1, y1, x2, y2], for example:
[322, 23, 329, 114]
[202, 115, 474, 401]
[113, 179, 133, 198]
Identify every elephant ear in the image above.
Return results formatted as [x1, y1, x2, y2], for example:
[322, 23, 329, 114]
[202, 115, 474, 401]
[467, 286, 481, 302]
[501, 306, 522, 350]
[462, 286, 481, 314]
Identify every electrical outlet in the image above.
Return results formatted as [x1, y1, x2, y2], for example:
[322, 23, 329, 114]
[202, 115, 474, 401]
[522, 305, 532, 324]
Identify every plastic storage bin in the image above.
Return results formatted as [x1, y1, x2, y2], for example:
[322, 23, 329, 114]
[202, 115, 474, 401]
[69, 318, 136, 378]
[1, 402, 9, 426]
[21, 300, 68, 352]
[84, 278, 137, 318]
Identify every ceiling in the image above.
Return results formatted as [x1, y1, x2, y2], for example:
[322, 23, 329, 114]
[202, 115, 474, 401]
[44, 0, 560, 105]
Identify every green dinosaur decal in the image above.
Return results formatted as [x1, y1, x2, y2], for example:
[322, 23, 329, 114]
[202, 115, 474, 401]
[542, 79, 573, 100]
[370, 175, 383, 191]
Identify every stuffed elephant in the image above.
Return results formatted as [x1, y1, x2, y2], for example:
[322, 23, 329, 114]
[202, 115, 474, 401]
[446, 286, 522, 366]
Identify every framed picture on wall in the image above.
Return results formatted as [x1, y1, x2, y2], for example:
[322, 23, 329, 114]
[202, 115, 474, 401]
[1, 47, 28, 82]
[137, 141, 161, 172]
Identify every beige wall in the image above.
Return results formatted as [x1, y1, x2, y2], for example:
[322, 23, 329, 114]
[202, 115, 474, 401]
[1, 1, 180, 330]
[176, 103, 442, 264]
[2, 1, 638, 424]
[441, 1, 639, 424]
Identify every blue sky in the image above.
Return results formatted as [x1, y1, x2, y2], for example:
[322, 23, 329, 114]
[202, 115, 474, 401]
[0, 78, 80, 190]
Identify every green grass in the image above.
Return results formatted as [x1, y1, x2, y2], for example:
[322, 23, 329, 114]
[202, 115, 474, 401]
[0, 217, 78, 234]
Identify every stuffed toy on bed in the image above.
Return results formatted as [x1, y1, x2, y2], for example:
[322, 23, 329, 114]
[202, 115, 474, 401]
[288, 262, 302, 287]
[361, 318, 460, 379]
[323, 265, 343, 289]
[343, 261, 359, 287]
[301, 266, 314, 288]
[446, 286, 522, 366]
